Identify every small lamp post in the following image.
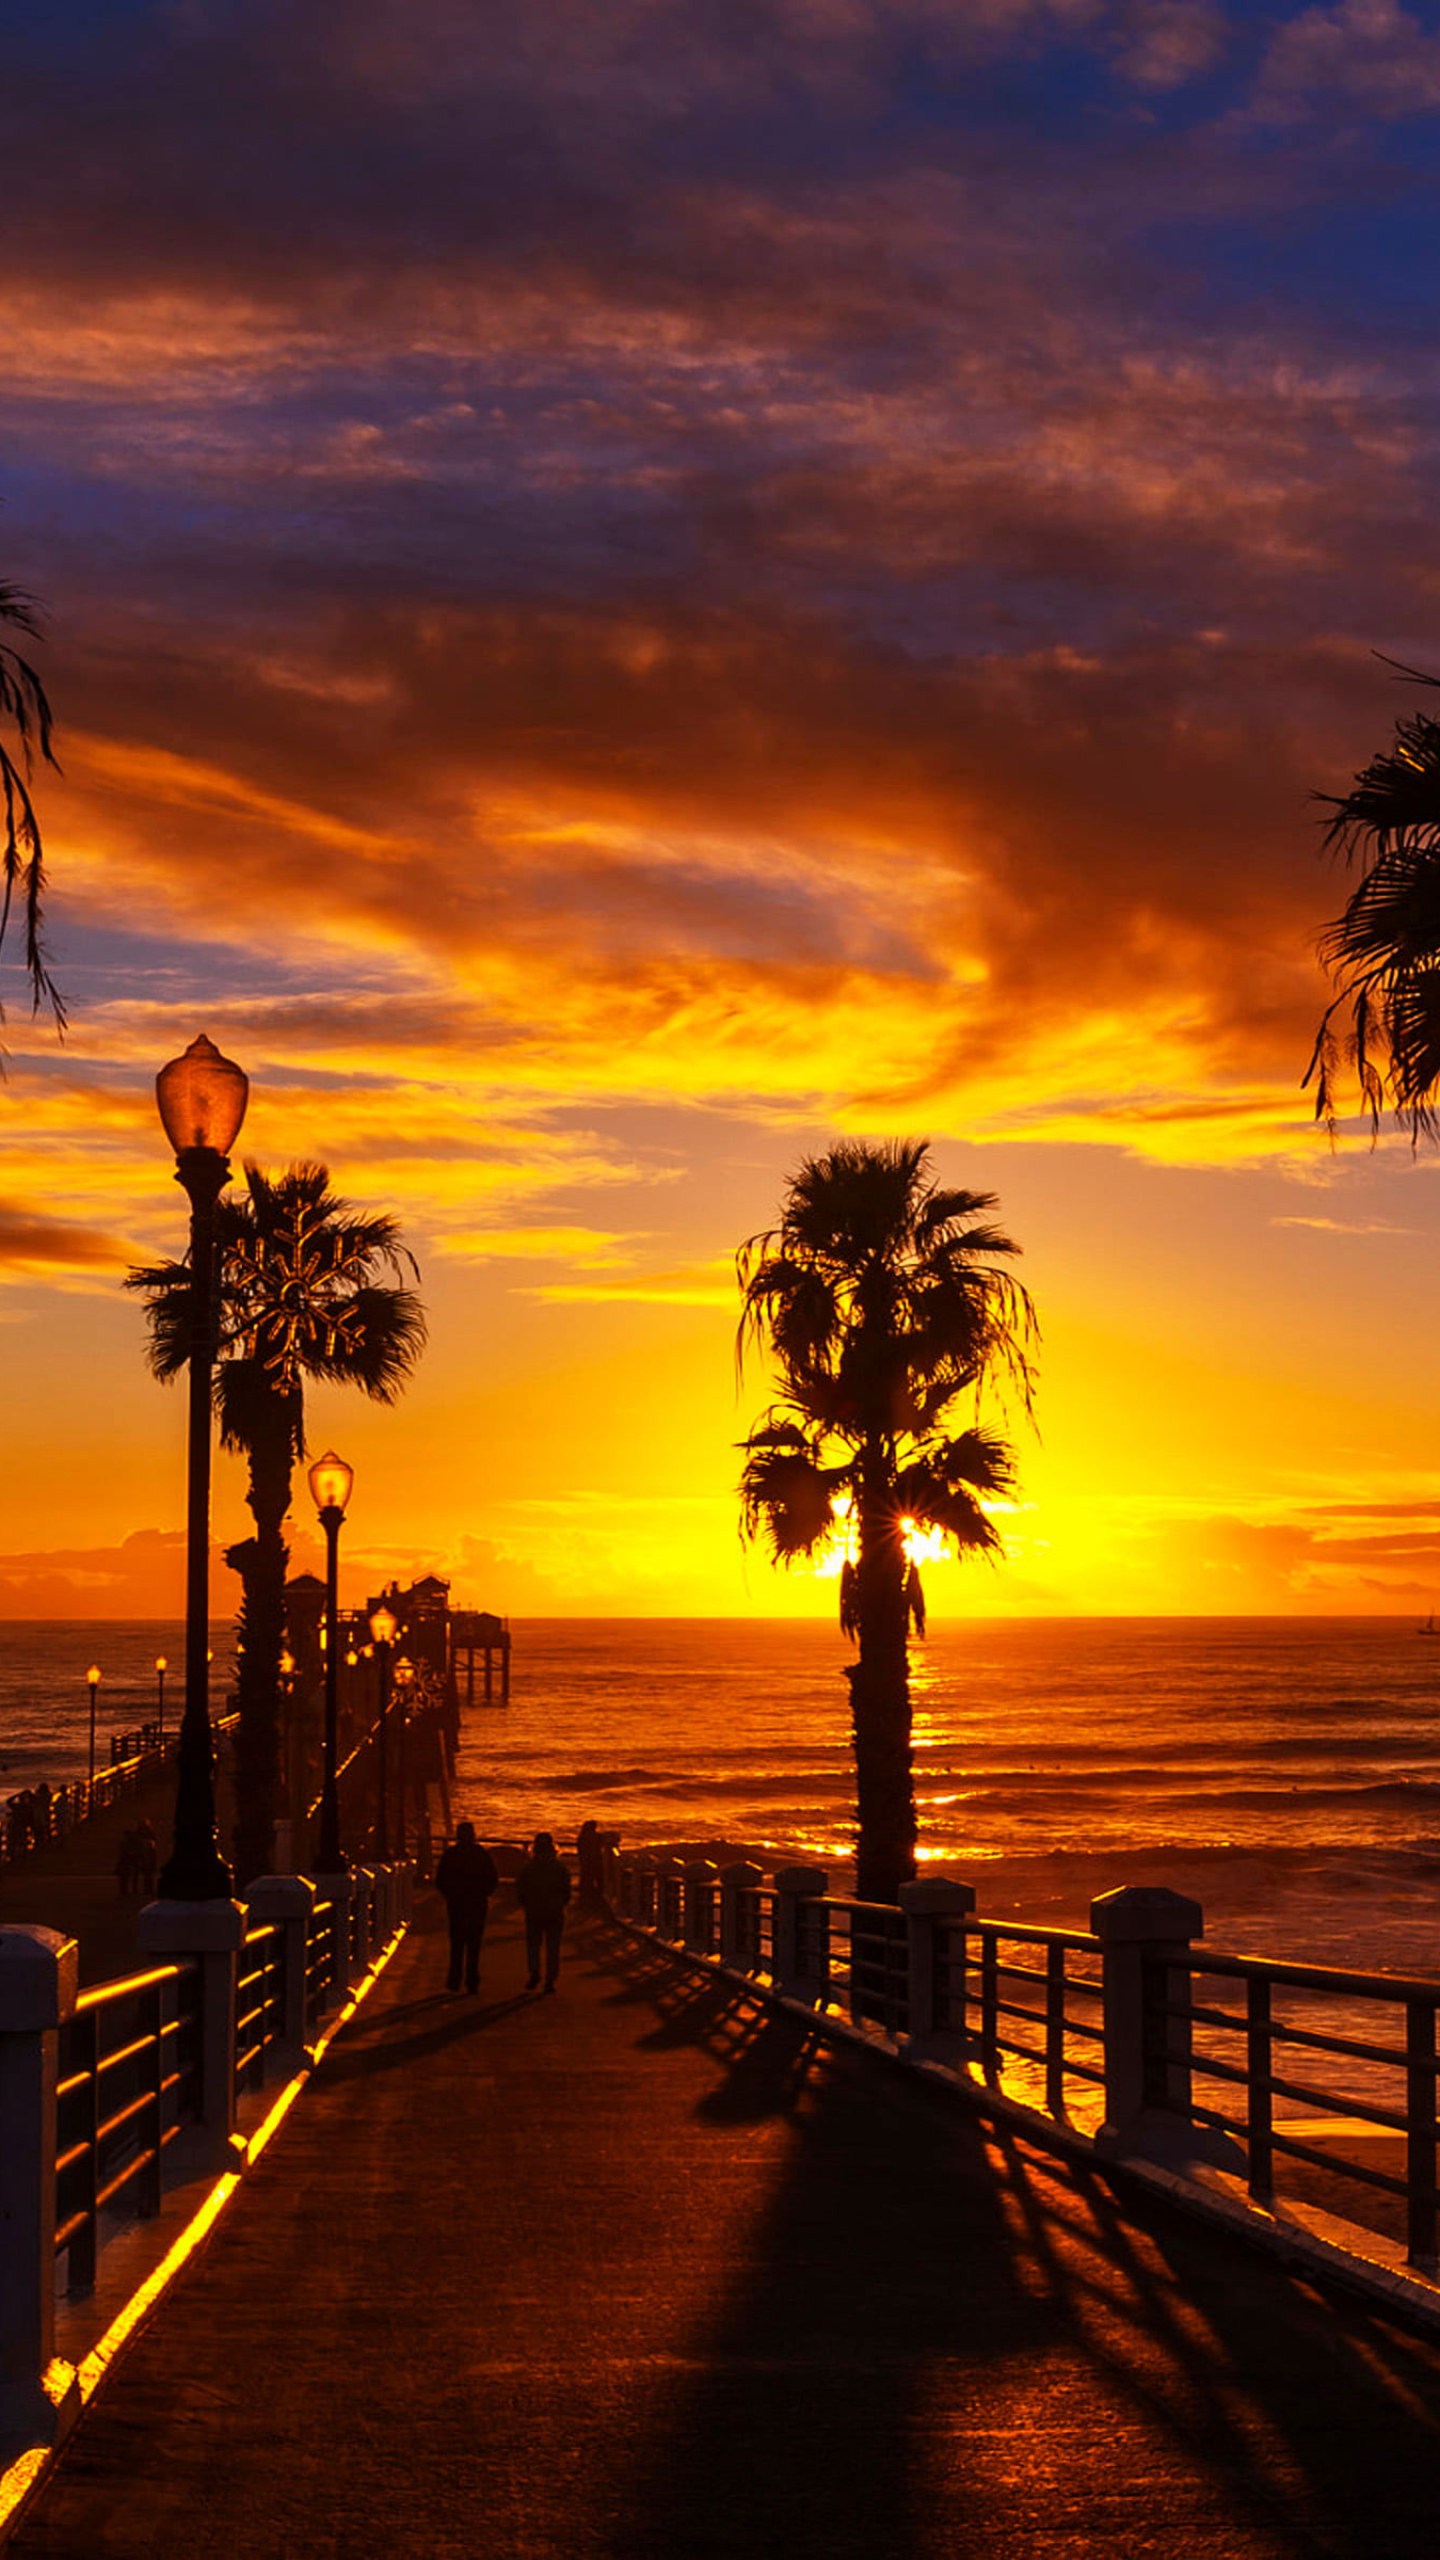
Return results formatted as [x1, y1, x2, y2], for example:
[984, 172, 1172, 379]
[369, 1605, 397, 1862]
[308, 1450, 353, 1874]
[155, 1031, 248, 1900]
[392, 1655, 414, 1860]
[86, 1665, 100, 1789]
[154, 1655, 167, 1748]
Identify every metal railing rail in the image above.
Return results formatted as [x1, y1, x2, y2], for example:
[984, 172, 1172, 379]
[4, 1710, 241, 1865]
[234, 1923, 285, 2099]
[1165, 1945, 1440, 2269]
[604, 1846, 1440, 2280]
[947, 1918, 1107, 2116]
[55, 1960, 200, 2294]
[305, 1896, 341, 2031]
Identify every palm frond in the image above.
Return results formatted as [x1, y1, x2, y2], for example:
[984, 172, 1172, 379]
[738, 1418, 846, 1560]
[0, 582, 62, 1027]
[1310, 673, 1440, 1138]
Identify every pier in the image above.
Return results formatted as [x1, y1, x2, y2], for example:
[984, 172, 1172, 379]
[4, 1850, 1440, 2551]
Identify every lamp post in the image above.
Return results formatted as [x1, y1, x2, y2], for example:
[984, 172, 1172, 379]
[86, 1665, 100, 1788]
[392, 1656, 414, 1861]
[155, 1655, 167, 1749]
[154, 1032, 248, 1900]
[309, 1451, 353, 1875]
[369, 1605, 397, 1862]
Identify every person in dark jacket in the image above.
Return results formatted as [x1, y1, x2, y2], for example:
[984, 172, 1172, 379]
[435, 1820, 500, 1992]
[576, 1818, 605, 1909]
[515, 1831, 572, 1991]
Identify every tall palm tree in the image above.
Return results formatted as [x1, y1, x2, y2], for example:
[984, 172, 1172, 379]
[738, 1138, 1036, 1904]
[1309, 664, 1440, 1137]
[128, 1164, 426, 1881]
[0, 580, 63, 1026]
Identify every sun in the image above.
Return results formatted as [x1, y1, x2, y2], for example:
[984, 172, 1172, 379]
[810, 1497, 952, 1579]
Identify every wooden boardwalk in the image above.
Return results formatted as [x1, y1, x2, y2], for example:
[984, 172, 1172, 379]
[14, 1898, 1440, 2559]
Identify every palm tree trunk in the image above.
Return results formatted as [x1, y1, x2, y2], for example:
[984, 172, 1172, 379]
[227, 1405, 295, 1885]
[849, 1455, 917, 1905]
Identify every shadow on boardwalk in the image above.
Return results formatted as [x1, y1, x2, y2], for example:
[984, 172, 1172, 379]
[582, 1922, 1440, 2559]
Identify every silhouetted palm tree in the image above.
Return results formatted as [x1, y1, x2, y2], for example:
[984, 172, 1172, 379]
[0, 580, 62, 1025]
[738, 1139, 1035, 1903]
[1309, 664, 1440, 1138]
[128, 1165, 426, 1880]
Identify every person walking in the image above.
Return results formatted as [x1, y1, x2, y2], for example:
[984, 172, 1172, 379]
[134, 1818, 158, 1897]
[516, 1831, 571, 1992]
[576, 1818, 605, 1909]
[434, 1819, 499, 1993]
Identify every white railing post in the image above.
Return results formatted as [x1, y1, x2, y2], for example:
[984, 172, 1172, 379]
[719, 1860, 763, 1969]
[138, 1897, 246, 2176]
[1091, 1885, 1204, 2161]
[312, 1871, 356, 2009]
[772, 1865, 828, 2002]
[244, 1876, 316, 2075]
[0, 1927, 80, 2444]
[899, 1878, 975, 2054]
[683, 1860, 718, 1954]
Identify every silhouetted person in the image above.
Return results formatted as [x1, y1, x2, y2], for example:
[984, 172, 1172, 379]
[577, 1819, 604, 1909]
[134, 1818, 158, 1896]
[516, 1831, 571, 1992]
[435, 1819, 499, 1992]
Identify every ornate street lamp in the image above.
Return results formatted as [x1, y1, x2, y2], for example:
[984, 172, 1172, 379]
[86, 1665, 100, 1788]
[369, 1604, 397, 1862]
[308, 1450, 353, 1874]
[155, 1655, 167, 1748]
[155, 1033, 247, 1900]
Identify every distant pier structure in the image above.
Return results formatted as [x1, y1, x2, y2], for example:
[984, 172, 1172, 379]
[451, 1607, 512, 1707]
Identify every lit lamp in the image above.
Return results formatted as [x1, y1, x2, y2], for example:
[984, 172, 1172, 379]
[369, 1603, 398, 1863]
[308, 1450, 353, 1874]
[154, 1655, 167, 1748]
[87, 1664, 100, 1789]
[154, 1032, 247, 1900]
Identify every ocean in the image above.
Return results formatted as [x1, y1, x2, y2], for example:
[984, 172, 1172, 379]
[448, 1615, 1440, 1979]
[7, 1614, 1440, 1978]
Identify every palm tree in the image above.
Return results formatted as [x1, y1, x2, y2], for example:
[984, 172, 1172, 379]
[1309, 664, 1440, 1137]
[128, 1164, 426, 1881]
[0, 580, 63, 1026]
[738, 1138, 1036, 1904]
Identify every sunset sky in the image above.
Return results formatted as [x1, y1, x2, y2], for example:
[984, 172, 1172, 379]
[2, 0, 1440, 1618]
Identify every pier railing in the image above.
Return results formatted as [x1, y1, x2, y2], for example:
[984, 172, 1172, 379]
[608, 1851, 1440, 2285]
[3, 1710, 241, 1864]
[0, 1857, 412, 2445]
